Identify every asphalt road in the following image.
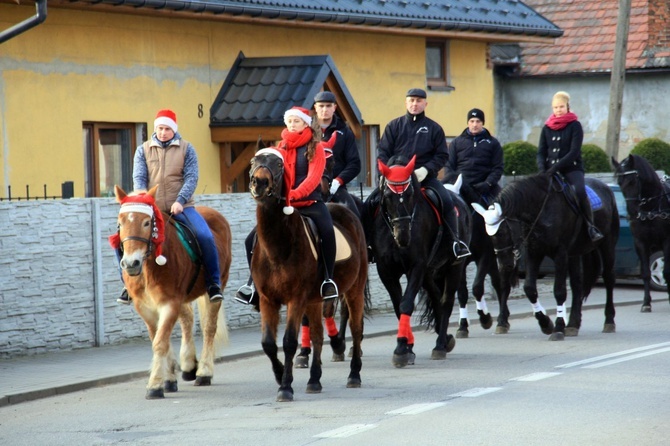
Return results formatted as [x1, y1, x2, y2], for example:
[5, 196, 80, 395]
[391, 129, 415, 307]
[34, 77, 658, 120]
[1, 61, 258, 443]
[0, 285, 668, 446]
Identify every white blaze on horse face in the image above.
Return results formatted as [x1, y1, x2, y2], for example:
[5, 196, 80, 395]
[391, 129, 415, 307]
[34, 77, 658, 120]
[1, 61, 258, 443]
[472, 202, 503, 235]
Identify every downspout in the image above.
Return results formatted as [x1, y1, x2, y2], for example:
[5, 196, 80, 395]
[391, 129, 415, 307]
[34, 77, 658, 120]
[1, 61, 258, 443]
[0, 0, 48, 45]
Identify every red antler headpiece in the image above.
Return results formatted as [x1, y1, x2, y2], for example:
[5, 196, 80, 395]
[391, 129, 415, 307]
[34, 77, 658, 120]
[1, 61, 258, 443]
[378, 155, 417, 194]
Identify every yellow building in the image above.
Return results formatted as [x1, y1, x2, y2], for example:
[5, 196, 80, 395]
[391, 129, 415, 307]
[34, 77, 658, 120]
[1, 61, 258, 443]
[0, 0, 560, 198]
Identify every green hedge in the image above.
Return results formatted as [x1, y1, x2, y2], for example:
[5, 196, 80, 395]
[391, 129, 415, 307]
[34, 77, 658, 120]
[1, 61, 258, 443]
[630, 138, 670, 174]
[582, 144, 611, 172]
[502, 140, 538, 175]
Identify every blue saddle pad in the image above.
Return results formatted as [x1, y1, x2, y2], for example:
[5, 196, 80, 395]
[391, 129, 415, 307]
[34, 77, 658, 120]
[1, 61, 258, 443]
[586, 186, 602, 211]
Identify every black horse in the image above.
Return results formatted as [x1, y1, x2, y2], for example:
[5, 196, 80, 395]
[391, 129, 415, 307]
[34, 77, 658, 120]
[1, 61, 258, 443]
[612, 154, 670, 312]
[443, 174, 505, 337]
[368, 155, 470, 367]
[473, 173, 618, 340]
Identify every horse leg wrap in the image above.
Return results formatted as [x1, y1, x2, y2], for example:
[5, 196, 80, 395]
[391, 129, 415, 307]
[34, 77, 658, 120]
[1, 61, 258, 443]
[398, 314, 412, 340]
[556, 304, 567, 321]
[325, 317, 339, 337]
[459, 307, 469, 320]
[531, 301, 546, 315]
[476, 298, 489, 314]
[301, 325, 311, 349]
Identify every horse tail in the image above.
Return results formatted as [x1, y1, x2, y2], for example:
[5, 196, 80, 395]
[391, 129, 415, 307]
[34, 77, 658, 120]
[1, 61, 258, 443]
[417, 289, 437, 331]
[363, 279, 373, 318]
[196, 296, 230, 351]
[581, 251, 602, 301]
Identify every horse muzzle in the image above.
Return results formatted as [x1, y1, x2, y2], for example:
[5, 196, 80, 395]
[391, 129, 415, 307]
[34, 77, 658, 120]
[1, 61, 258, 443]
[120, 254, 144, 276]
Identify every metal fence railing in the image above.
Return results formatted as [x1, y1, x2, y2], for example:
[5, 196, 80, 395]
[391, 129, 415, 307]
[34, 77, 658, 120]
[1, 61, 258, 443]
[0, 182, 74, 201]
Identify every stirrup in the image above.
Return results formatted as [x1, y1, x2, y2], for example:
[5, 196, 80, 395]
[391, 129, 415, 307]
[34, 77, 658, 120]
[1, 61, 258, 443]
[453, 240, 471, 259]
[234, 283, 255, 305]
[321, 279, 339, 300]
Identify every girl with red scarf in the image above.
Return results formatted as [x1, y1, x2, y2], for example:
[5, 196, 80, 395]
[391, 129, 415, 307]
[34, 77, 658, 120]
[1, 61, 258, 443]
[537, 91, 603, 242]
[235, 107, 339, 306]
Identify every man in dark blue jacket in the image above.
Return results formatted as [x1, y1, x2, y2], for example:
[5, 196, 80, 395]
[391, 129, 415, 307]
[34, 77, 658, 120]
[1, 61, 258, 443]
[445, 108, 504, 206]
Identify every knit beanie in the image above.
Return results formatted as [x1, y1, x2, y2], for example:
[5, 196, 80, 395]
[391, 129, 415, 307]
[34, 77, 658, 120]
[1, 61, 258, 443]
[467, 108, 485, 123]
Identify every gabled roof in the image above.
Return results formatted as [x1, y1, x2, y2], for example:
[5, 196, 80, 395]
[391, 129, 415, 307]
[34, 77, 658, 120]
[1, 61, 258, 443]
[515, 0, 670, 76]
[210, 52, 362, 131]
[48, 0, 562, 41]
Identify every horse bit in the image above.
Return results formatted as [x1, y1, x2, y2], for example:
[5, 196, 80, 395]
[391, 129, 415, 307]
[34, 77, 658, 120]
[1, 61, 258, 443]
[118, 203, 160, 259]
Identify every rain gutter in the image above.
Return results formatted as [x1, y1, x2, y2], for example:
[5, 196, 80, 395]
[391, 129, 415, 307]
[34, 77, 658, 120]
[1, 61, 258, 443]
[0, 0, 48, 45]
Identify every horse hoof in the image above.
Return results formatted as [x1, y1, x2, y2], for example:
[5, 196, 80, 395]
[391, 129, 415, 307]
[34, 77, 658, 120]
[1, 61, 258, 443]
[565, 327, 579, 337]
[194, 376, 212, 386]
[295, 355, 309, 368]
[456, 329, 469, 339]
[548, 332, 565, 341]
[392, 353, 409, 368]
[478, 312, 493, 330]
[446, 335, 456, 353]
[495, 325, 510, 335]
[347, 378, 362, 388]
[641, 305, 652, 313]
[602, 323, 616, 333]
[407, 351, 416, 365]
[145, 388, 164, 399]
[306, 382, 322, 394]
[330, 337, 346, 356]
[276, 389, 294, 402]
[536, 314, 554, 335]
[181, 369, 197, 382]
[331, 353, 345, 362]
[431, 349, 447, 360]
[163, 380, 178, 393]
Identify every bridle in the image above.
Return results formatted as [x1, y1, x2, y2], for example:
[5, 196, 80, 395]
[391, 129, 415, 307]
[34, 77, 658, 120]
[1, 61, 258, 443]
[250, 153, 285, 202]
[615, 166, 670, 220]
[381, 175, 417, 238]
[117, 203, 160, 261]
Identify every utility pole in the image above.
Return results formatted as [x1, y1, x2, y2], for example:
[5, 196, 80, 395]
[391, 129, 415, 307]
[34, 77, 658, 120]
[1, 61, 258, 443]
[606, 0, 632, 162]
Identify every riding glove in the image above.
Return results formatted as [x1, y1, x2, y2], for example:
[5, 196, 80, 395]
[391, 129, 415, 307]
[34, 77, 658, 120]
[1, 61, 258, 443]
[329, 179, 341, 195]
[414, 167, 428, 182]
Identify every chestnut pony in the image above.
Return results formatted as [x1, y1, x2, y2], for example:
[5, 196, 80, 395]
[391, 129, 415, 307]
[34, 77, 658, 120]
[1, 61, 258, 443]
[249, 149, 367, 402]
[112, 185, 232, 399]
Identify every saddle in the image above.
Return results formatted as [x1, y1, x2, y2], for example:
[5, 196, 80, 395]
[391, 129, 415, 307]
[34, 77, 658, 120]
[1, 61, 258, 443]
[301, 216, 352, 262]
[555, 175, 602, 213]
[170, 219, 201, 263]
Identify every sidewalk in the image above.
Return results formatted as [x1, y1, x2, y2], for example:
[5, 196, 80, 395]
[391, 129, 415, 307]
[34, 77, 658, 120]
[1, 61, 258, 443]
[0, 287, 642, 407]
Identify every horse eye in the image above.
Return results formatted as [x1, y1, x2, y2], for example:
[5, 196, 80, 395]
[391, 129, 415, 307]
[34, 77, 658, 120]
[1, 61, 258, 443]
[250, 157, 256, 165]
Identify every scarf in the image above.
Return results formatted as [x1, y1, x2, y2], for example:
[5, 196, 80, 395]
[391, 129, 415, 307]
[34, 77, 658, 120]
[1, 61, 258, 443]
[279, 128, 313, 150]
[545, 112, 578, 131]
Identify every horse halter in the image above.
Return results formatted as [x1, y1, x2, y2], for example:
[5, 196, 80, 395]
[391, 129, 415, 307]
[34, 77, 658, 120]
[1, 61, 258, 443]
[381, 175, 416, 235]
[117, 202, 159, 259]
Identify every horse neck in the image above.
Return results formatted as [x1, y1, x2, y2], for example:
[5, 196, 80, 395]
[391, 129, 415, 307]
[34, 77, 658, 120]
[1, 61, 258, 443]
[255, 202, 303, 260]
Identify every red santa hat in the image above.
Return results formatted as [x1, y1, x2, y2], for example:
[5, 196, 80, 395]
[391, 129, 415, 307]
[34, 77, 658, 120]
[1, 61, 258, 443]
[154, 109, 178, 133]
[283, 106, 312, 126]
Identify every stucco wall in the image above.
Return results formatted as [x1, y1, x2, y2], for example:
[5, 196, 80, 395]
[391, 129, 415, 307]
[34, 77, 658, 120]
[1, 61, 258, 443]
[0, 189, 399, 359]
[0, 5, 493, 198]
[494, 73, 670, 159]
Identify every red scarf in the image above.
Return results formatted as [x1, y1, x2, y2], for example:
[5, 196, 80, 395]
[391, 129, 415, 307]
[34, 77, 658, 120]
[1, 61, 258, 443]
[277, 127, 328, 208]
[545, 112, 578, 131]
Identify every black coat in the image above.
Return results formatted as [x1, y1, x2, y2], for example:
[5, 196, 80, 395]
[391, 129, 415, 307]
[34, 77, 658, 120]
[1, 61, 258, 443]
[446, 127, 503, 189]
[319, 115, 360, 186]
[537, 120, 584, 174]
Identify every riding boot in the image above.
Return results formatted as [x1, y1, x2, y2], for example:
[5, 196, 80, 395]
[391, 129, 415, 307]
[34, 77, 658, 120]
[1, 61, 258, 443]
[580, 195, 604, 242]
[362, 188, 381, 263]
[320, 241, 339, 300]
[445, 208, 471, 259]
[115, 248, 132, 304]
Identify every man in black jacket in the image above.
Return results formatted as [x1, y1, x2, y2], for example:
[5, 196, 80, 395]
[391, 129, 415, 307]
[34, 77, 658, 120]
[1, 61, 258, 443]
[365, 88, 470, 259]
[313, 91, 361, 215]
[445, 108, 504, 206]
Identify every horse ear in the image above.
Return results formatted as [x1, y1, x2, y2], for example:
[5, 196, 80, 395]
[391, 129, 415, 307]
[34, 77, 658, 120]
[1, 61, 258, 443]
[257, 135, 266, 150]
[148, 185, 159, 198]
[114, 185, 127, 203]
[407, 155, 417, 172]
[611, 156, 619, 169]
[377, 158, 390, 178]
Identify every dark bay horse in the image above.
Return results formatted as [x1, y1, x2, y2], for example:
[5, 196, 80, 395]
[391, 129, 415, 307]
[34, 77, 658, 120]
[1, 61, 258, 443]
[443, 174, 505, 337]
[370, 155, 470, 367]
[613, 154, 670, 312]
[473, 173, 618, 340]
[249, 148, 367, 402]
[295, 150, 369, 367]
[112, 185, 232, 399]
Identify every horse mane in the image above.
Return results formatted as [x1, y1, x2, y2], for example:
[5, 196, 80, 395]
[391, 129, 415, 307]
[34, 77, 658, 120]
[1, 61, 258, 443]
[498, 174, 552, 217]
[630, 154, 663, 190]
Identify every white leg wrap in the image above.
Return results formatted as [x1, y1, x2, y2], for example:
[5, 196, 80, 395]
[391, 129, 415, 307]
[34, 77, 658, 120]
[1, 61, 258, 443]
[459, 307, 469, 320]
[531, 301, 546, 315]
[475, 298, 489, 313]
[556, 304, 567, 320]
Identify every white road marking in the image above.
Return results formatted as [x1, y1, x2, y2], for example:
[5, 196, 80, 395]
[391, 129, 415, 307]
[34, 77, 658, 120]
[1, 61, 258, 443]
[314, 424, 378, 438]
[555, 342, 670, 369]
[449, 387, 502, 398]
[582, 347, 670, 369]
[386, 402, 447, 415]
[510, 372, 562, 382]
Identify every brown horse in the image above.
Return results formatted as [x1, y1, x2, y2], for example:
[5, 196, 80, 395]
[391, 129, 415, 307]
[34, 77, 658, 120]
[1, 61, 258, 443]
[249, 148, 367, 402]
[112, 185, 232, 399]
